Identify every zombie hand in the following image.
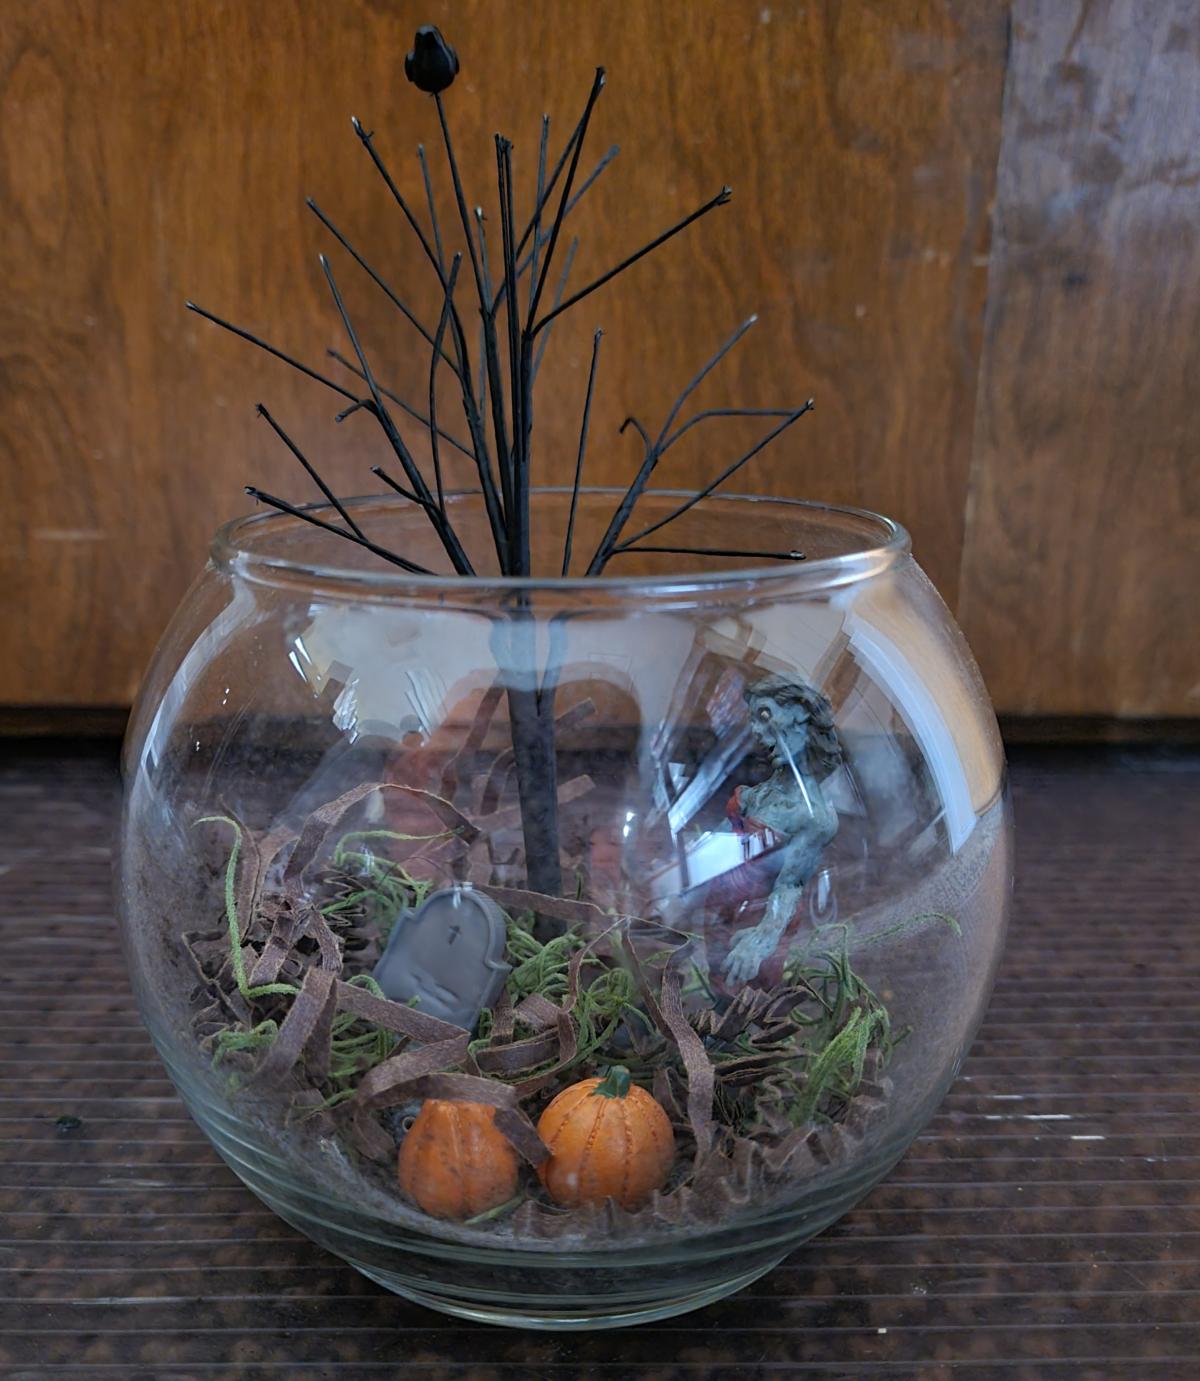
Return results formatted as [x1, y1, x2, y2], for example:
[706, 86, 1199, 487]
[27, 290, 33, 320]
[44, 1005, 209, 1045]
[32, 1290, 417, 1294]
[722, 917, 786, 984]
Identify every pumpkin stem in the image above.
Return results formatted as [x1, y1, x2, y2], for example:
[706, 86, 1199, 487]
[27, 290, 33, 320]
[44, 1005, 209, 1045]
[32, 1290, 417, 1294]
[592, 1065, 632, 1099]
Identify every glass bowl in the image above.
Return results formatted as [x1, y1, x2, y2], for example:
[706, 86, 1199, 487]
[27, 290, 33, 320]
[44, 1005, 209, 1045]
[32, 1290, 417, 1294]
[117, 489, 1011, 1329]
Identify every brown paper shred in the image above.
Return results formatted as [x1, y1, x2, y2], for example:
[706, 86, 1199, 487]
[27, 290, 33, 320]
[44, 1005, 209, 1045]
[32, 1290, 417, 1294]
[333, 980, 469, 1045]
[354, 1033, 473, 1106]
[284, 781, 478, 888]
[512, 1015, 579, 1099]
[659, 958, 715, 1153]
[349, 1045, 549, 1166]
[352, 1108, 396, 1162]
[246, 904, 304, 988]
[299, 899, 344, 974]
[439, 683, 505, 800]
[653, 1067, 686, 1124]
[511, 992, 560, 1031]
[183, 930, 251, 1025]
[473, 1029, 560, 1075]
[489, 987, 515, 1044]
[478, 884, 620, 930]
[409, 1072, 548, 1165]
[618, 936, 672, 1039]
[252, 966, 338, 1085]
[492, 1107, 551, 1166]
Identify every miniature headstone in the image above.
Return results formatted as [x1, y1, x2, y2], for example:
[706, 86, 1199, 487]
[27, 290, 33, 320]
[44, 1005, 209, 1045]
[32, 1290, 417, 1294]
[373, 885, 511, 1029]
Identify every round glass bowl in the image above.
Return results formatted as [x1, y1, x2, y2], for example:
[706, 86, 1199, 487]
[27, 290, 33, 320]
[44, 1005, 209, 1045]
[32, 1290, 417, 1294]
[117, 490, 1010, 1328]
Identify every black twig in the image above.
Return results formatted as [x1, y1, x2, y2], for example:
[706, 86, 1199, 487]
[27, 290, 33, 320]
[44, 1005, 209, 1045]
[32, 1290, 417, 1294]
[532, 237, 579, 382]
[417, 143, 446, 275]
[527, 68, 606, 330]
[186, 302, 357, 403]
[619, 415, 653, 448]
[528, 115, 550, 321]
[244, 487, 433, 575]
[473, 209, 492, 418]
[496, 138, 533, 573]
[497, 138, 524, 493]
[474, 207, 494, 315]
[434, 93, 486, 312]
[586, 318, 758, 573]
[661, 406, 800, 450]
[512, 81, 602, 258]
[428, 253, 463, 514]
[306, 199, 455, 372]
[370, 465, 432, 509]
[328, 350, 475, 460]
[255, 404, 366, 540]
[533, 186, 733, 337]
[493, 143, 620, 316]
[319, 252, 474, 574]
[351, 117, 442, 276]
[562, 329, 603, 577]
[352, 115, 503, 558]
[613, 401, 815, 556]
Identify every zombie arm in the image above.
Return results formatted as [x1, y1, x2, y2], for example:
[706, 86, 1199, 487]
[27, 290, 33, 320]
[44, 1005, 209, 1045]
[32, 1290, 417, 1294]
[722, 811, 832, 984]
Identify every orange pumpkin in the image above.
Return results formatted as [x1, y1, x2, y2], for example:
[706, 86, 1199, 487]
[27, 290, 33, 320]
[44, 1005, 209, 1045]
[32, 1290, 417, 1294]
[536, 1066, 675, 1209]
[397, 1099, 519, 1220]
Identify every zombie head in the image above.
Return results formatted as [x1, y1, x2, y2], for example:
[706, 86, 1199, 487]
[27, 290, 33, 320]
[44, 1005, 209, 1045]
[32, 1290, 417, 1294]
[745, 674, 841, 776]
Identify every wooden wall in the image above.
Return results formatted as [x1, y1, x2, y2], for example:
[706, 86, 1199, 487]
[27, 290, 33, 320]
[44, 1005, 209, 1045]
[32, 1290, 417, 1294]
[0, 0, 1195, 718]
[958, 0, 1200, 716]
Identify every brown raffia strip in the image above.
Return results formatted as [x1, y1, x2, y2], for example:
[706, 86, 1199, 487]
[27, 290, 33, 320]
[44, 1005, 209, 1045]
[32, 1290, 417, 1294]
[183, 930, 251, 1025]
[652, 1067, 685, 1124]
[252, 967, 338, 1086]
[355, 1033, 474, 1104]
[304, 969, 340, 1083]
[616, 932, 671, 1038]
[257, 781, 477, 983]
[511, 992, 561, 1031]
[296, 899, 344, 974]
[333, 980, 470, 1045]
[247, 904, 304, 988]
[468, 919, 629, 1101]
[473, 1028, 561, 1075]
[659, 955, 715, 1154]
[490, 987, 515, 1044]
[350, 1039, 548, 1166]
[439, 683, 504, 799]
[477, 884, 619, 930]
[284, 781, 479, 888]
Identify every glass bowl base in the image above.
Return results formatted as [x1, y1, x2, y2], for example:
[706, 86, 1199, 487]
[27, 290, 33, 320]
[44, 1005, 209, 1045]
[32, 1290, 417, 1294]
[351, 1260, 781, 1331]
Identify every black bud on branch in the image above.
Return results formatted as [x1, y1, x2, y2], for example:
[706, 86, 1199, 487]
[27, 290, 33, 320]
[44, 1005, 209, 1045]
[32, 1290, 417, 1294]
[405, 26, 460, 94]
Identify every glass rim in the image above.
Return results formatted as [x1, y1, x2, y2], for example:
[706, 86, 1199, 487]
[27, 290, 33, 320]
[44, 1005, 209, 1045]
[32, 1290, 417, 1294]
[211, 487, 911, 597]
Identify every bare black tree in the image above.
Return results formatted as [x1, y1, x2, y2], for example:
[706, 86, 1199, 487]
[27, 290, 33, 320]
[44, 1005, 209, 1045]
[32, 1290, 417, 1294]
[187, 24, 813, 901]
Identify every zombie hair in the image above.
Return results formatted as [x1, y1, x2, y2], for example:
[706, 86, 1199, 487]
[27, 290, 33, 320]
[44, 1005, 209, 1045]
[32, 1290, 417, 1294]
[745, 674, 842, 776]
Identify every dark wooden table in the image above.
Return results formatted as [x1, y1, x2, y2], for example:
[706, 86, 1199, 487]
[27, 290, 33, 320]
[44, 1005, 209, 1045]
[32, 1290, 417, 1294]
[2, 743, 1197, 1378]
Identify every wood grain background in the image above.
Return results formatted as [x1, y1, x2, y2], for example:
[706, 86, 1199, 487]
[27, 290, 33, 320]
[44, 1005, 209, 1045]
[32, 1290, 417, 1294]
[0, 0, 1195, 717]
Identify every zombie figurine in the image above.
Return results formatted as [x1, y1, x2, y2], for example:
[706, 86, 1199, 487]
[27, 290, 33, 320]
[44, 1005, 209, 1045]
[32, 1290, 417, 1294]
[721, 675, 842, 984]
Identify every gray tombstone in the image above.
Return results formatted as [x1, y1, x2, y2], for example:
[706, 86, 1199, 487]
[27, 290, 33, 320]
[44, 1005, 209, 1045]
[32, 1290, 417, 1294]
[372, 885, 511, 1030]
